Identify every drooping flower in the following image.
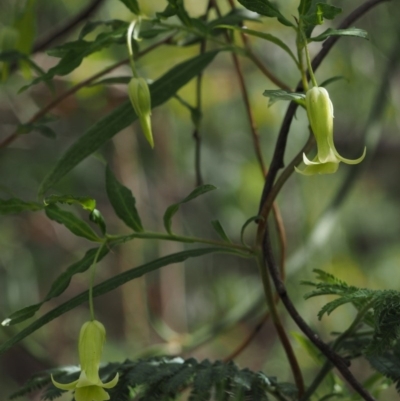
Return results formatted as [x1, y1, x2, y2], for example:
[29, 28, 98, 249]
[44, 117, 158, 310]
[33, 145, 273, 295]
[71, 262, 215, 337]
[51, 320, 119, 401]
[295, 86, 366, 175]
[128, 77, 154, 148]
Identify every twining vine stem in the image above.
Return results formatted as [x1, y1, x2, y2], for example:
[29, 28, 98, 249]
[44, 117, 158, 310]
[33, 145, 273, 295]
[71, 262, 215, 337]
[256, 0, 390, 400]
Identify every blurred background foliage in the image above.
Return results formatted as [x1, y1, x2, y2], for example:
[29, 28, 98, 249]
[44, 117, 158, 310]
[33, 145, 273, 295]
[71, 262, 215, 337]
[0, 0, 400, 399]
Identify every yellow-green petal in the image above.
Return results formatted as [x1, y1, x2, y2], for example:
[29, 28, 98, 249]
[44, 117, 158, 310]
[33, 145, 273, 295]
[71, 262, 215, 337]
[100, 373, 119, 389]
[51, 374, 79, 391]
[74, 385, 110, 401]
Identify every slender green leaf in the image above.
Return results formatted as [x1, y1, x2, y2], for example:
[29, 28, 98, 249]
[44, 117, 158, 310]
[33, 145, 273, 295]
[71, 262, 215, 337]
[208, 9, 261, 30]
[215, 25, 298, 66]
[263, 89, 305, 105]
[89, 76, 131, 87]
[157, 0, 192, 26]
[320, 75, 347, 88]
[211, 220, 231, 243]
[117, 0, 140, 14]
[38, 50, 220, 195]
[45, 204, 101, 242]
[0, 198, 42, 214]
[105, 166, 143, 232]
[21, 25, 128, 90]
[163, 185, 217, 235]
[237, 0, 294, 27]
[14, 0, 36, 55]
[0, 247, 245, 355]
[3, 246, 109, 326]
[44, 195, 96, 211]
[310, 27, 368, 42]
[79, 19, 128, 40]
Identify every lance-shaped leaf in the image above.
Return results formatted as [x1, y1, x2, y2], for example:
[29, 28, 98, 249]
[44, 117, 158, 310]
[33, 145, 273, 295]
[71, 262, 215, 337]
[237, 0, 294, 27]
[44, 194, 96, 212]
[45, 204, 101, 242]
[38, 50, 220, 195]
[21, 25, 129, 90]
[2, 246, 109, 326]
[263, 89, 305, 105]
[0, 198, 42, 214]
[211, 220, 231, 243]
[117, 0, 140, 15]
[105, 166, 143, 232]
[215, 25, 298, 67]
[0, 247, 248, 355]
[157, 0, 192, 26]
[164, 185, 217, 235]
[310, 27, 368, 42]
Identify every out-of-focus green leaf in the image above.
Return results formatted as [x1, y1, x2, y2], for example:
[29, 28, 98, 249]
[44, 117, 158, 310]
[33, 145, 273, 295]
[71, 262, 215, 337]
[44, 195, 96, 211]
[211, 220, 232, 243]
[14, 0, 36, 55]
[298, 0, 312, 15]
[2, 246, 109, 326]
[237, 0, 294, 27]
[157, 0, 192, 26]
[79, 19, 128, 40]
[38, 50, 220, 195]
[117, 0, 140, 15]
[0, 198, 42, 214]
[21, 25, 128, 90]
[208, 8, 261, 30]
[310, 27, 368, 42]
[215, 25, 298, 66]
[320, 75, 347, 88]
[263, 89, 305, 105]
[33, 124, 56, 138]
[302, 3, 342, 37]
[163, 185, 217, 235]
[0, 247, 245, 355]
[45, 204, 101, 242]
[105, 166, 143, 232]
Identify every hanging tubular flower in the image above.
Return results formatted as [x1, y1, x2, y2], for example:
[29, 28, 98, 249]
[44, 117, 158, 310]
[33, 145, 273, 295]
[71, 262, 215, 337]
[51, 320, 118, 401]
[128, 77, 154, 148]
[295, 86, 366, 175]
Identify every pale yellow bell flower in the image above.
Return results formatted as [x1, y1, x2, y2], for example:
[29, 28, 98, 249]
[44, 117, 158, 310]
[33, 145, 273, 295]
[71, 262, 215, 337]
[51, 320, 119, 401]
[295, 86, 366, 175]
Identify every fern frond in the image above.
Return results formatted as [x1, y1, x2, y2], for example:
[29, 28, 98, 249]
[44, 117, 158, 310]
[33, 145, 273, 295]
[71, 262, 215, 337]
[11, 357, 295, 401]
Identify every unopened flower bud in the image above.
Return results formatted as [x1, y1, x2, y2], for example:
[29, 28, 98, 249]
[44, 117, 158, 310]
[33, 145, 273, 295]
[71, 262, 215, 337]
[128, 77, 154, 148]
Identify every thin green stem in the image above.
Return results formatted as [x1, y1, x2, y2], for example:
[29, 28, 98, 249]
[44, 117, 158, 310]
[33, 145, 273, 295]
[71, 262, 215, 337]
[303, 39, 318, 87]
[89, 243, 107, 320]
[108, 230, 254, 255]
[127, 19, 140, 77]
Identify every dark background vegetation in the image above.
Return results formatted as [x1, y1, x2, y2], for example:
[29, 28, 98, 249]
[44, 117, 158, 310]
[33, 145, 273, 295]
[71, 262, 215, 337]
[1, 0, 400, 399]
